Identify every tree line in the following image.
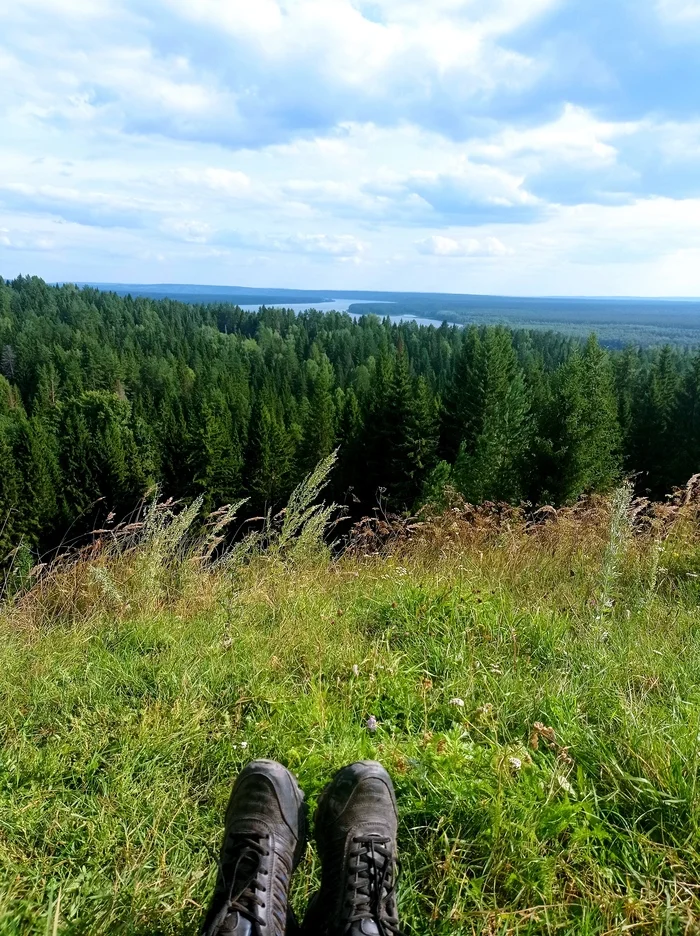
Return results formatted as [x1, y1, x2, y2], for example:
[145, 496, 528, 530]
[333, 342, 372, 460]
[0, 275, 698, 558]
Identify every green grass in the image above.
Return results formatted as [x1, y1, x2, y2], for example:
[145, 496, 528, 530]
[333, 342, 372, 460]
[2, 494, 700, 934]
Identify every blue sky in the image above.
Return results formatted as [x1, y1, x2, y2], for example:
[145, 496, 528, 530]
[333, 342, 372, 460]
[1, 0, 700, 295]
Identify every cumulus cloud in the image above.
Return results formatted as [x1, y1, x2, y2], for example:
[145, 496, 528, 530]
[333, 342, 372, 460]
[416, 235, 512, 257]
[0, 183, 161, 228]
[657, 0, 700, 23]
[0, 228, 55, 251]
[161, 219, 213, 243]
[228, 231, 368, 257]
[176, 168, 252, 197]
[0, 0, 557, 149]
[2, 0, 700, 294]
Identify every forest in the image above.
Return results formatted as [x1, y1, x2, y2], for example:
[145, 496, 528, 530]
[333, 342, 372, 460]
[1, 273, 699, 558]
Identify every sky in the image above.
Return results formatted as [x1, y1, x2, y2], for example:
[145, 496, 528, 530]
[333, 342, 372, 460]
[1, 0, 700, 296]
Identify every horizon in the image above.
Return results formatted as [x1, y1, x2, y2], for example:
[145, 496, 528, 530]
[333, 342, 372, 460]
[61, 280, 700, 303]
[2, 2, 700, 296]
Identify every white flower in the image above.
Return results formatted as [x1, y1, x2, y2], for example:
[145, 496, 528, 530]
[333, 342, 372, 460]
[449, 698, 465, 708]
[366, 716, 378, 733]
[508, 756, 523, 771]
[352, 664, 360, 677]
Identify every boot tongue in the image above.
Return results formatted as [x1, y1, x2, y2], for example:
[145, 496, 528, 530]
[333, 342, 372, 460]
[218, 912, 253, 936]
[353, 922, 380, 935]
[209, 910, 254, 936]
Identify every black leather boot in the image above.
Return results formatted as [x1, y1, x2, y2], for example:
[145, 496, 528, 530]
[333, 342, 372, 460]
[302, 761, 401, 936]
[202, 760, 307, 936]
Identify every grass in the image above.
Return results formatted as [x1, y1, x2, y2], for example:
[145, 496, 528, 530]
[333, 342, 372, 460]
[2, 477, 700, 934]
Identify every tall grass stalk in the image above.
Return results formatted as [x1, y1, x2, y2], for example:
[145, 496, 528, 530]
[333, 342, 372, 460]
[598, 479, 634, 611]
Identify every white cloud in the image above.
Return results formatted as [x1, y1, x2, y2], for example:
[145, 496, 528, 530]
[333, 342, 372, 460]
[472, 104, 638, 167]
[416, 234, 512, 257]
[0, 183, 166, 227]
[2, 0, 700, 295]
[161, 219, 213, 243]
[657, 0, 700, 22]
[254, 232, 368, 257]
[176, 168, 253, 198]
[0, 228, 55, 251]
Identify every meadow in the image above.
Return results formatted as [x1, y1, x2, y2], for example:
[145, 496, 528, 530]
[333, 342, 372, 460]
[2, 467, 700, 934]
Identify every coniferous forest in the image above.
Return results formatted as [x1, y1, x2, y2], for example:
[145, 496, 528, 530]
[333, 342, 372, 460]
[1, 274, 699, 557]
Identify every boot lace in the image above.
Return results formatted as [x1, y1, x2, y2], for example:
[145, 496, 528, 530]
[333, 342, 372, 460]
[345, 835, 402, 936]
[219, 833, 271, 934]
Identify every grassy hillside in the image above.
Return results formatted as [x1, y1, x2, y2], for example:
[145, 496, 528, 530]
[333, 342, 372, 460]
[2, 474, 700, 934]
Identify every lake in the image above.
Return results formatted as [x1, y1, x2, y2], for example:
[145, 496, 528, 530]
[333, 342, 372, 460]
[238, 299, 447, 329]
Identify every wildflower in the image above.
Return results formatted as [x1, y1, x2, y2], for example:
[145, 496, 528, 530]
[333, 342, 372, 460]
[508, 756, 523, 772]
[449, 697, 465, 708]
[240, 741, 248, 750]
[352, 664, 360, 677]
[366, 715, 378, 734]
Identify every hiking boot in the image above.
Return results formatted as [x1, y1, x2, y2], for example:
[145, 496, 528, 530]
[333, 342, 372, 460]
[202, 759, 307, 936]
[302, 761, 401, 936]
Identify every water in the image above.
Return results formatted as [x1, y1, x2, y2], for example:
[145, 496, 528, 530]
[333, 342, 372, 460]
[238, 298, 449, 328]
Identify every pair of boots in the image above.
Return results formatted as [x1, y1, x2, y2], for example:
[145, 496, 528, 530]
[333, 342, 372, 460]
[201, 759, 401, 936]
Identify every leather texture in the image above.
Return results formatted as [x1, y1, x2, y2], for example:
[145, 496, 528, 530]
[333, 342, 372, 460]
[201, 760, 306, 936]
[301, 761, 400, 936]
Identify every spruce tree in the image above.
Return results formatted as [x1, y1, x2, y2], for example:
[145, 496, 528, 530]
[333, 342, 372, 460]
[441, 326, 485, 461]
[192, 391, 243, 511]
[631, 345, 681, 496]
[555, 336, 622, 503]
[676, 350, 700, 485]
[400, 376, 439, 509]
[453, 328, 530, 504]
[335, 386, 365, 502]
[246, 398, 295, 509]
[299, 357, 336, 475]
